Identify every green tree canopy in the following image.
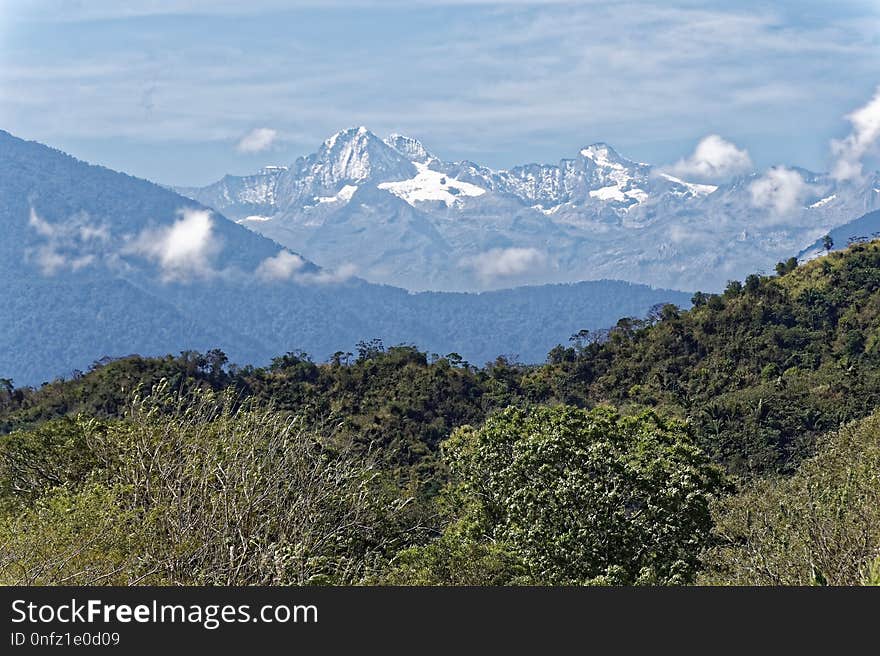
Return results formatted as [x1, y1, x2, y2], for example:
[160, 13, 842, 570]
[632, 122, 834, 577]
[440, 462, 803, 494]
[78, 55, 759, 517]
[391, 405, 726, 585]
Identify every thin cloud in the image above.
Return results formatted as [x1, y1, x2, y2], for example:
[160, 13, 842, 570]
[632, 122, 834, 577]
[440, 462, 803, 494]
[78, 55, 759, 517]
[237, 128, 278, 153]
[4, 1, 592, 22]
[25, 208, 109, 275]
[460, 247, 548, 282]
[2, 1, 877, 184]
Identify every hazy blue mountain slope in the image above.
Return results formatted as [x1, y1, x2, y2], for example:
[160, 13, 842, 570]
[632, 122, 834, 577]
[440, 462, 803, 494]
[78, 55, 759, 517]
[1, 271, 269, 385]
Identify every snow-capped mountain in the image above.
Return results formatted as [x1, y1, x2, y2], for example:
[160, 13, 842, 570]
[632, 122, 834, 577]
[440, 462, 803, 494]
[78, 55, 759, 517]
[178, 128, 880, 292]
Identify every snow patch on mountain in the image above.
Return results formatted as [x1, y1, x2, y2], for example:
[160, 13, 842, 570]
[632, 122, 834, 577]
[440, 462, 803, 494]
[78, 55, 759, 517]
[590, 185, 627, 202]
[658, 173, 718, 196]
[378, 162, 486, 207]
[316, 184, 358, 204]
[809, 194, 837, 209]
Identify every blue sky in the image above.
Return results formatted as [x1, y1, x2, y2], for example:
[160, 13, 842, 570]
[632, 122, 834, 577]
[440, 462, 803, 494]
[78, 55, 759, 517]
[1, 0, 879, 186]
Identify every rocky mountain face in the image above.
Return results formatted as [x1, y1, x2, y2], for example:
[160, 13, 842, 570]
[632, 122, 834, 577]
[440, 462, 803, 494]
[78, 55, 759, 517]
[176, 166, 288, 222]
[179, 128, 880, 292]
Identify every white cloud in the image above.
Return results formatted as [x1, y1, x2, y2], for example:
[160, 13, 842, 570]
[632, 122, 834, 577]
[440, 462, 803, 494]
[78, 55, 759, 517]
[126, 208, 220, 280]
[665, 135, 753, 182]
[831, 87, 880, 182]
[748, 166, 812, 218]
[256, 250, 306, 280]
[667, 223, 692, 244]
[236, 127, 278, 153]
[460, 247, 548, 281]
[27, 205, 349, 285]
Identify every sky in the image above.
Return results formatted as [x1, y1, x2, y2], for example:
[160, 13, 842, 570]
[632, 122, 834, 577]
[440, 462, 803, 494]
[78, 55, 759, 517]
[1, 0, 879, 186]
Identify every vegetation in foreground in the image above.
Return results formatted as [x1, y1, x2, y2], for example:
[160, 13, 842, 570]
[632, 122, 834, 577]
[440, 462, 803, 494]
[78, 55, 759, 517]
[4, 241, 880, 585]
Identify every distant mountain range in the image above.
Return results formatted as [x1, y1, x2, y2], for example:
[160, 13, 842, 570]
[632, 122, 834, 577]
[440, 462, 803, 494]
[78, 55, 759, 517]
[0, 130, 690, 385]
[178, 127, 880, 292]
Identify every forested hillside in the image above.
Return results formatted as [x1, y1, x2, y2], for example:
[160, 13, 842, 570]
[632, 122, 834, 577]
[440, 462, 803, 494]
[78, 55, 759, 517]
[3, 242, 880, 585]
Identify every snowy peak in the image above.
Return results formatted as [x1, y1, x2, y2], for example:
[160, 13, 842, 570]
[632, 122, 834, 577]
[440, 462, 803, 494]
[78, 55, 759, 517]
[175, 167, 285, 217]
[321, 125, 369, 151]
[181, 130, 730, 220]
[494, 142, 653, 208]
[315, 126, 416, 184]
[384, 134, 433, 163]
[577, 143, 650, 184]
[579, 142, 630, 168]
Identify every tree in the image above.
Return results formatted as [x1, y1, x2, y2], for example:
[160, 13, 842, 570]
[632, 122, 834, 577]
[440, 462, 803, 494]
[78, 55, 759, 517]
[329, 351, 352, 366]
[744, 274, 761, 294]
[823, 234, 834, 253]
[392, 406, 726, 585]
[356, 338, 385, 362]
[775, 257, 799, 276]
[0, 378, 13, 411]
[724, 280, 743, 297]
[204, 348, 228, 380]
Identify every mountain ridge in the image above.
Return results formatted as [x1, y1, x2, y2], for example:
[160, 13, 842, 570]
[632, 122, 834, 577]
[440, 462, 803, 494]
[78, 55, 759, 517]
[178, 127, 880, 292]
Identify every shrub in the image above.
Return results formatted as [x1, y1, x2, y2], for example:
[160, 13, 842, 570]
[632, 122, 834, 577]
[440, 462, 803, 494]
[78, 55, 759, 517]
[0, 383, 411, 585]
[703, 412, 880, 585]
